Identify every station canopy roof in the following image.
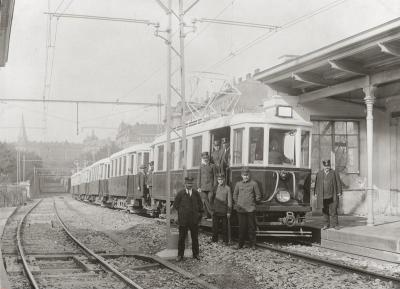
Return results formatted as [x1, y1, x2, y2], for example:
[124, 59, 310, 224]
[254, 17, 400, 109]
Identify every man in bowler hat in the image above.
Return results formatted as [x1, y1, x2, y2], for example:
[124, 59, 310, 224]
[314, 159, 342, 230]
[173, 176, 203, 261]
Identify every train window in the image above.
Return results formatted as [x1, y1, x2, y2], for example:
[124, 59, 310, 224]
[249, 127, 264, 164]
[157, 145, 164, 171]
[301, 131, 310, 167]
[138, 153, 143, 167]
[144, 152, 149, 166]
[192, 136, 202, 167]
[122, 156, 127, 175]
[118, 157, 122, 176]
[169, 142, 176, 169]
[269, 128, 296, 166]
[233, 128, 244, 165]
[178, 140, 187, 169]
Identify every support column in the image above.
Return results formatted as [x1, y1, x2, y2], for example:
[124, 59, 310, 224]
[363, 85, 376, 226]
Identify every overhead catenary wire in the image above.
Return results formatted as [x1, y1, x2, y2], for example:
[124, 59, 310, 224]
[205, 0, 349, 71]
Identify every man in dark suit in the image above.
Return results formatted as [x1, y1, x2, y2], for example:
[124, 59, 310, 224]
[221, 138, 230, 182]
[173, 176, 203, 261]
[314, 159, 342, 230]
[211, 139, 224, 173]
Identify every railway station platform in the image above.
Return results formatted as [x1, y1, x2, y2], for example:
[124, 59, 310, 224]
[0, 206, 17, 289]
[305, 215, 400, 263]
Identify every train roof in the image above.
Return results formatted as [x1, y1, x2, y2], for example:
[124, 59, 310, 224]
[110, 143, 151, 159]
[152, 112, 312, 145]
[89, 157, 110, 168]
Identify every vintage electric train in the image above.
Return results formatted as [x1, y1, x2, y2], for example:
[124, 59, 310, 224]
[71, 103, 313, 236]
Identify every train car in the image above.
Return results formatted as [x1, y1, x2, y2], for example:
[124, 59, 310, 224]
[85, 158, 110, 204]
[70, 171, 81, 197]
[107, 143, 151, 210]
[151, 101, 312, 236]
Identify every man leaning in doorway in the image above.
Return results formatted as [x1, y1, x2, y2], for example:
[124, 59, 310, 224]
[314, 159, 343, 230]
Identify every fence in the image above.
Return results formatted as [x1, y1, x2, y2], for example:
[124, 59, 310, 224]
[0, 182, 30, 208]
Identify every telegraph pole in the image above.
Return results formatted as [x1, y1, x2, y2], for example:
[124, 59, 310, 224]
[179, 0, 187, 178]
[165, 0, 172, 242]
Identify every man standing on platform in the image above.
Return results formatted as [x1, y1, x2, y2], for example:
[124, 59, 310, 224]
[211, 173, 232, 244]
[233, 167, 261, 250]
[314, 159, 342, 230]
[173, 177, 203, 261]
[211, 139, 224, 173]
[198, 152, 216, 219]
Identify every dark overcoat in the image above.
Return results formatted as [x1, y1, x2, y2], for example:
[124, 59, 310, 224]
[173, 188, 204, 226]
[314, 169, 342, 209]
[211, 149, 224, 169]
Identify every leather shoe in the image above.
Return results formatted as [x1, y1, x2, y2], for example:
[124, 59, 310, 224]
[322, 225, 330, 230]
[333, 226, 340, 230]
[175, 256, 183, 262]
[193, 255, 200, 260]
[251, 245, 256, 250]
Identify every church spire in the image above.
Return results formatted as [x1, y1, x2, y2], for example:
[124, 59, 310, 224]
[17, 114, 28, 150]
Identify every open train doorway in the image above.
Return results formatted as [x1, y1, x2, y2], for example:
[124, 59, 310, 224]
[210, 126, 231, 181]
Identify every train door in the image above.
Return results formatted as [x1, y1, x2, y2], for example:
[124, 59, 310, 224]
[210, 126, 231, 180]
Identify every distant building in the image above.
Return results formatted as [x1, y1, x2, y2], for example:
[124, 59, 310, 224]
[82, 130, 112, 160]
[115, 122, 160, 148]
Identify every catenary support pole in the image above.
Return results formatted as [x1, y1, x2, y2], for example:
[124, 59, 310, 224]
[179, 0, 187, 178]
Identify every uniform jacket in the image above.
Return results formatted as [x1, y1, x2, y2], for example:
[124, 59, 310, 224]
[221, 147, 230, 171]
[233, 179, 261, 212]
[146, 170, 153, 187]
[314, 169, 342, 209]
[211, 149, 224, 168]
[197, 163, 217, 191]
[136, 171, 146, 191]
[173, 188, 204, 226]
[211, 184, 232, 215]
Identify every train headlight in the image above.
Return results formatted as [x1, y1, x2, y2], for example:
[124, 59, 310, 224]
[276, 190, 291, 203]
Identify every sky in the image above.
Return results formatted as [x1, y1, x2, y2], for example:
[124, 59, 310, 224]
[0, 0, 399, 143]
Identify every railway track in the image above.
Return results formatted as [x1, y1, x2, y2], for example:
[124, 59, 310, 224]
[255, 241, 400, 285]
[1, 198, 218, 289]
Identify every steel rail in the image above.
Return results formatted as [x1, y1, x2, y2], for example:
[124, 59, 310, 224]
[256, 242, 400, 284]
[16, 200, 43, 289]
[52, 200, 144, 289]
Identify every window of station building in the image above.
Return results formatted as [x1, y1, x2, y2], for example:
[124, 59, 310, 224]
[301, 131, 310, 167]
[249, 127, 264, 164]
[268, 128, 296, 166]
[157, 145, 164, 171]
[311, 120, 359, 174]
[233, 128, 244, 165]
[192, 136, 202, 167]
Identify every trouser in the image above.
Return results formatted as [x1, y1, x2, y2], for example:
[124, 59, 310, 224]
[178, 223, 199, 257]
[200, 191, 212, 218]
[212, 214, 228, 243]
[322, 198, 338, 227]
[238, 212, 256, 247]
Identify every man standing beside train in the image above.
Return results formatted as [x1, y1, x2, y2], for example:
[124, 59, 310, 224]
[173, 176, 203, 261]
[146, 161, 154, 208]
[314, 159, 342, 230]
[233, 167, 261, 250]
[197, 152, 217, 219]
[221, 138, 230, 183]
[137, 164, 149, 209]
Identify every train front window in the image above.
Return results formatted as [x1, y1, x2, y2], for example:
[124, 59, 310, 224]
[268, 128, 296, 166]
[249, 127, 264, 164]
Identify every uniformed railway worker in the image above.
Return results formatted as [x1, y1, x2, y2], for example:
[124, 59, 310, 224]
[211, 139, 224, 174]
[173, 176, 203, 261]
[233, 167, 261, 250]
[146, 161, 154, 208]
[221, 138, 230, 182]
[314, 159, 342, 230]
[137, 164, 149, 208]
[197, 152, 216, 219]
[210, 173, 232, 244]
